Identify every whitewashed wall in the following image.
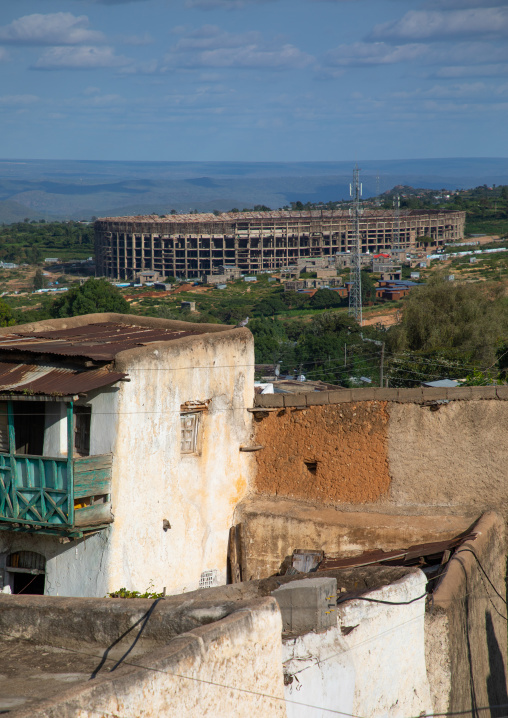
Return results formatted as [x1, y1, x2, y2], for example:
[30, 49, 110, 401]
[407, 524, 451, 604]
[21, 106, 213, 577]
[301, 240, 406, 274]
[106, 328, 255, 596]
[282, 571, 433, 718]
[1, 326, 254, 599]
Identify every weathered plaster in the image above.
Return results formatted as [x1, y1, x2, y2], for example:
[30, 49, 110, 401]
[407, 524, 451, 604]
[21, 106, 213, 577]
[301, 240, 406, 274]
[8, 597, 287, 718]
[283, 628, 355, 718]
[236, 496, 473, 580]
[104, 324, 255, 596]
[339, 570, 433, 718]
[0, 530, 111, 598]
[427, 511, 508, 716]
[387, 401, 508, 516]
[0, 314, 255, 598]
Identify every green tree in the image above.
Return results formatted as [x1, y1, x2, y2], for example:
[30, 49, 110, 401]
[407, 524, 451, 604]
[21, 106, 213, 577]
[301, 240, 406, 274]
[0, 299, 15, 327]
[360, 271, 377, 305]
[50, 278, 130, 318]
[32, 269, 46, 291]
[387, 277, 508, 366]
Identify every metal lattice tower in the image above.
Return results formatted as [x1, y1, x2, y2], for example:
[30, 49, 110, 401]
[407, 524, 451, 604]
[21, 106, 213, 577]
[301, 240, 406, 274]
[348, 166, 363, 326]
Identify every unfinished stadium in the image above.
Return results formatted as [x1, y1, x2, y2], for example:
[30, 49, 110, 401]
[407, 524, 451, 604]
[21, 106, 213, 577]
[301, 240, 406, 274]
[94, 209, 466, 279]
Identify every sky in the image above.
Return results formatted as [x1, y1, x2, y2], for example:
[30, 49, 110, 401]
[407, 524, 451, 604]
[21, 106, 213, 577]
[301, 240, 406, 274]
[0, 0, 507, 162]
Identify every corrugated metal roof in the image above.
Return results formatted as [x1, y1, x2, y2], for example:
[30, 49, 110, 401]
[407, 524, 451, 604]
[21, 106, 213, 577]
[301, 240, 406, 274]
[0, 361, 126, 397]
[317, 533, 476, 571]
[0, 323, 201, 361]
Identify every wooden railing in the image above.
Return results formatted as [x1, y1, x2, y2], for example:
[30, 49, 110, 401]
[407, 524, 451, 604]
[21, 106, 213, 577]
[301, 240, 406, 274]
[0, 453, 112, 534]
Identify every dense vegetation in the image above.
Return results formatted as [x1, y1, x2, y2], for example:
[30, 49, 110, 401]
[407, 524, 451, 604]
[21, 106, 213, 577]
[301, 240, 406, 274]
[0, 221, 93, 263]
[383, 278, 508, 386]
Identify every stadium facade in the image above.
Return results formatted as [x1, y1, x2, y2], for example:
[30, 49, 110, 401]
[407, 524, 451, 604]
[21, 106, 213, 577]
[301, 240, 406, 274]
[94, 209, 466, 280]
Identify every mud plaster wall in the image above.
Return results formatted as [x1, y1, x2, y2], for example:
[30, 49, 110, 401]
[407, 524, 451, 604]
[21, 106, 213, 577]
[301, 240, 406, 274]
[388, 400, 508, 517]
[254, 402, 390, 504]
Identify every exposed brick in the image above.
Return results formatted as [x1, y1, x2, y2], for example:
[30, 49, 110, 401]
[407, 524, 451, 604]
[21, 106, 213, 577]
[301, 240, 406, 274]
[327, 389, 353, 404]
[397, 388, 425, 403]
[496, 385, 508, 400]
[254, 393, 284, 408]
[445, 386, 473, 401]
[350, 388, 376, 401]
[471, 386, 498, 400]
[306, 392, 330, 406]
[283, 394, 307, 407]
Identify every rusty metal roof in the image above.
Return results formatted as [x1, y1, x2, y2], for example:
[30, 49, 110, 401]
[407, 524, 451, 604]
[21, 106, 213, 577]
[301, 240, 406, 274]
[0, 361, 126, 397]
[0, 323, 201, 361]
[317, 533, 477, 571]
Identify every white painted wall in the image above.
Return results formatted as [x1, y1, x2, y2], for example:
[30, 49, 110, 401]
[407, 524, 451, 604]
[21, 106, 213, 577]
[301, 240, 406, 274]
[339, 571, 432, 718]
[43, 402, 67, 457]
[106, 330, 255, 596]
[283, 628, 355, 718]
[0, 529, 111, 597]
[0, 326, 254, 598]
[282, 571, 433, 718]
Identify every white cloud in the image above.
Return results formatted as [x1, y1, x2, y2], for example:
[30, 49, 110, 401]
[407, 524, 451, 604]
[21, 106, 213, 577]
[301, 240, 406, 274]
[434, 63, 508, 77]
[326, 39, 508, 69]
[166, 25, 314, 69]
[0, 94, 39, 106]
[32, 46, 131, 70]
[81, 93, 126, 106]
[0, 13, 104, 46]
[371, 8, 508, 42]
[326, 41, 428, 66]
[118, 32, 153, 46]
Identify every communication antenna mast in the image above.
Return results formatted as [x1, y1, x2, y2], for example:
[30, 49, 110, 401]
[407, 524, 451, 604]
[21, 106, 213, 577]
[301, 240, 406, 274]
[392, 194, 401, 255]
[375, 174, 380, 206]
[348, 165, 363, 326]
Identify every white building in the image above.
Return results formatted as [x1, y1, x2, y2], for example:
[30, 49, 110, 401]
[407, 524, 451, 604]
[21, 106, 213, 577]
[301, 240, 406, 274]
[0, 313, 255, 597]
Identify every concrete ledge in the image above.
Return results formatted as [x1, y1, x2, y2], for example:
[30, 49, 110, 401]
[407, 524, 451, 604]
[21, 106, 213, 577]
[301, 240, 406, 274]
[252, 384, 508, 408]
[255, 393, 284, 408]
[283, 394, 307, 407]
[397, 388, 425, 402]
[306, 393, 330, 406]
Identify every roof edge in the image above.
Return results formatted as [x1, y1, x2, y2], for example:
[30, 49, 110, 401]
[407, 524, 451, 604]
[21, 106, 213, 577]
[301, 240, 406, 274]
[0, 313, 234, 338]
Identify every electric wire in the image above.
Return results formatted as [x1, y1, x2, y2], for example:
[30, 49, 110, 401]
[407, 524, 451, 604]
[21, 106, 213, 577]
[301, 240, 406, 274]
[0, 554, 506, 718]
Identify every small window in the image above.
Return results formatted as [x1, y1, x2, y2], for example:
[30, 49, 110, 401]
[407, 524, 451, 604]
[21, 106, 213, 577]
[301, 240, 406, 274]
[180, 412, 199, 454]
[74, 406, 91, 457]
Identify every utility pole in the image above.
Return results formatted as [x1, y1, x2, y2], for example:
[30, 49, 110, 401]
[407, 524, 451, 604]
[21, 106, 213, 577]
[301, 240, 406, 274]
[348, 165, 363, 326]
[379, 342, 385, 388]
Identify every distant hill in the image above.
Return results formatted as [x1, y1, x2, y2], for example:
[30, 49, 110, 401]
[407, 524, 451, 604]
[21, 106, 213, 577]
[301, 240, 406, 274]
[0, 200, 52, 224]
[0, 157, 507, 223]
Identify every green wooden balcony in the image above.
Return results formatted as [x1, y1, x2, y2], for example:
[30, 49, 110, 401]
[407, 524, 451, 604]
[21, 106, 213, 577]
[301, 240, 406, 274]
[0, 454, 113, 536]
[0, 400, 113, 537]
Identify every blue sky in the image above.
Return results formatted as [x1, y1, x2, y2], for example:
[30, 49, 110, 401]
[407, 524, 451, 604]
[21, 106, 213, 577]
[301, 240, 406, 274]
[0, 0, 507, 162]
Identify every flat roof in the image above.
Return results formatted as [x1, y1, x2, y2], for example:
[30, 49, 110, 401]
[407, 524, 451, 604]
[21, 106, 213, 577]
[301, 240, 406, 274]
[96, 208, 464, 224]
